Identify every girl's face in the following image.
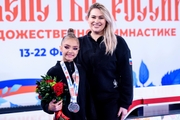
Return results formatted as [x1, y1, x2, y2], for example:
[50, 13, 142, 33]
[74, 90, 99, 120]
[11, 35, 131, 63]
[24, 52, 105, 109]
[60, 38, 79, 62]
[88, 8, 106, 34]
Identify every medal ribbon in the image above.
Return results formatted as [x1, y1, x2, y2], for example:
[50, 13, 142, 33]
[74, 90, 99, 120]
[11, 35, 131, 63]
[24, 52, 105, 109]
[60, 61, 79, 103]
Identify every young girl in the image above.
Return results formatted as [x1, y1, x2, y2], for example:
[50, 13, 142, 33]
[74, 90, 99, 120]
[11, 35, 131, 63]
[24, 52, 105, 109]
[41, 28, 96, 120]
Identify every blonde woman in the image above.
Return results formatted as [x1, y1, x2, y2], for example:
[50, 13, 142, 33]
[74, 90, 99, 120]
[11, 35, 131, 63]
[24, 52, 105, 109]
[75, 2, 133, 120]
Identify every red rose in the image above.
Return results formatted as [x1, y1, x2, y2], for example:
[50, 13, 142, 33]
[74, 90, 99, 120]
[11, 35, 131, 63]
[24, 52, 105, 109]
[38, 95, 42, 99]
[53, 82, 64, 96]
[46, 79, 54, 83]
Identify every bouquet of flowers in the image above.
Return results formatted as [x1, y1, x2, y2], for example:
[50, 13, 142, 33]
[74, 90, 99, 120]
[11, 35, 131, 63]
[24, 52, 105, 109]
[35, 75, 69, 120]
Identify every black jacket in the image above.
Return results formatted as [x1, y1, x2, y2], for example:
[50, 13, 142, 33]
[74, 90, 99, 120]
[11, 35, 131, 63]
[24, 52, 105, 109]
[41, 61, 97, 120]
[75, 32, 133, 109]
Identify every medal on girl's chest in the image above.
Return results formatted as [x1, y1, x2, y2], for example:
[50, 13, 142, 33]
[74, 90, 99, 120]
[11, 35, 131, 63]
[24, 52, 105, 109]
[60, 61, 80, 113]
[68, 102, 80, 113]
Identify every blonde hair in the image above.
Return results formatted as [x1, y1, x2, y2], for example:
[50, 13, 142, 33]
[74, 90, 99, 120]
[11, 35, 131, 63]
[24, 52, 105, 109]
[61, 28, 79, 45]
[87, 3, 117, 55]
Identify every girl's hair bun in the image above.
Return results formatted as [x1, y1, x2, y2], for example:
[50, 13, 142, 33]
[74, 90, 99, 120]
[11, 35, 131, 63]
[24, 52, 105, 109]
[67, 28, 74, 34]
[61, 28, 78, 44]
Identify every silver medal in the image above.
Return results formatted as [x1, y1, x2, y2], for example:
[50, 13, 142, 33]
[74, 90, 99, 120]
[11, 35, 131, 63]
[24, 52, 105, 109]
[68, 102, 80, 113]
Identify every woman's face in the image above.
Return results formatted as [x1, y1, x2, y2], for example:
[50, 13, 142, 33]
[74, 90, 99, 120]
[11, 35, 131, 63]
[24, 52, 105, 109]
[60, 38, 79, 62]
[88, 8, 106, 34]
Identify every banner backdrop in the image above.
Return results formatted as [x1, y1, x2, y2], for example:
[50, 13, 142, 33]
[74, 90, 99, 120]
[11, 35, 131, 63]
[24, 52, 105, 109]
[0, 0, 180, 115]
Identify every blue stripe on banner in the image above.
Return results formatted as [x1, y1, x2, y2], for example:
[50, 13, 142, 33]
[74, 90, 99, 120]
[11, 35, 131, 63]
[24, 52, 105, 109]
[0, 79, 41, 89]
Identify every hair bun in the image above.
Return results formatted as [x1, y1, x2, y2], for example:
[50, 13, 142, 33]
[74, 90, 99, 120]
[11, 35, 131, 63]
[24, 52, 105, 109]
[67, 28, 74, 34]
